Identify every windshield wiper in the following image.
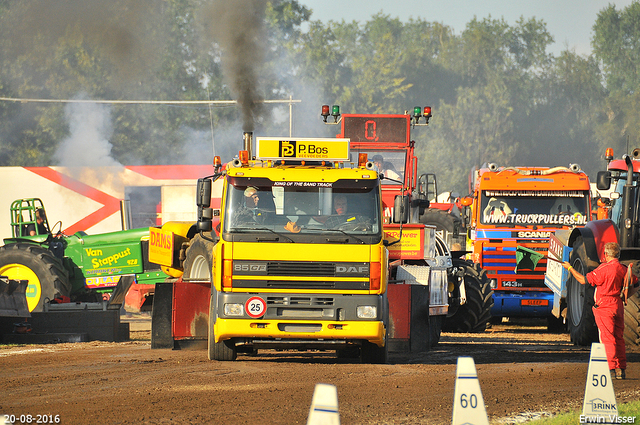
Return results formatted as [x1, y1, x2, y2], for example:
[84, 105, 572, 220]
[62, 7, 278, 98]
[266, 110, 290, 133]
[305, 228, 366, 244]
[233, 227, 294, 243]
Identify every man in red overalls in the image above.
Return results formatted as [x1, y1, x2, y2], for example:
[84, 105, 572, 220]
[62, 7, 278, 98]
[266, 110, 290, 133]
[563, 242, 638, 380]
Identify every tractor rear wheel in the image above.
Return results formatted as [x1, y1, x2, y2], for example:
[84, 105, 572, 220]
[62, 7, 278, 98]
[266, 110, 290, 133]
[624, 292, 640, 347]
[566, 237, 598, 346]
[0, 243, 70, 312]
[443, 259, 493, 333]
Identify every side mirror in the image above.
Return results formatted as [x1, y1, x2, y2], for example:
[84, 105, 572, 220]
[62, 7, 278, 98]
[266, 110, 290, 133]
[596, 171, 612, 191]
[459, 196, 474, 207]
[196, 178, 213, 231]
[197, 207, 213, 232]
[197, 178, 212, 208]
[393, 195, 410, 224]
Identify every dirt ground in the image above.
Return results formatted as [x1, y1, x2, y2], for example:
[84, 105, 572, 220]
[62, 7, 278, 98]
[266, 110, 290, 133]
[1, 316, 639, 425]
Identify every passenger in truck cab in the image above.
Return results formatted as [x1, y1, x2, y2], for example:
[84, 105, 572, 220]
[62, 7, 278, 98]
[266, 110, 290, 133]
[323, 194, 371, 231]
[372, 155, 401, 181]
[333, 194, 348, 216]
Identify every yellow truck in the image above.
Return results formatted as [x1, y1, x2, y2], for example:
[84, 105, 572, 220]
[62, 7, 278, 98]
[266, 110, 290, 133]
[149, 135, 393, 362]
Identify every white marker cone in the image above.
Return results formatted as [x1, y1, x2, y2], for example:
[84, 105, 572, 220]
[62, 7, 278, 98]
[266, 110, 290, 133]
[452, 356, 489, 425]
[307, 383, 340, 425]
[582, 342, 618, 419]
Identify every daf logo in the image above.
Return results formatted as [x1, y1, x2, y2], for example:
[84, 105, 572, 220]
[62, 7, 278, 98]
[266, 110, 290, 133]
[337, 266, 369, 273]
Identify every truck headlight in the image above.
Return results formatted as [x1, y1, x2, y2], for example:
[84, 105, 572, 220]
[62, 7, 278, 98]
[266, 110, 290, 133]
[224, 303, 244, 316]
[357, 305, 377, 319]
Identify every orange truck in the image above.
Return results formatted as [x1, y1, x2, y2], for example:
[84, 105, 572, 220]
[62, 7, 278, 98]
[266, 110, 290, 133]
[465, 164, 592, 324]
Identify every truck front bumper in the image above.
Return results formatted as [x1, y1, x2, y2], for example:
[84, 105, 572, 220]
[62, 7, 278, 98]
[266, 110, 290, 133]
[490, 292, 554, 317]
[214, 318, 386, 347]
[213, 291, 387, 347]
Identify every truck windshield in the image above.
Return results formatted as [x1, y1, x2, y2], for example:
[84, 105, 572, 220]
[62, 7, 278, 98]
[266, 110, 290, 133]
[223, 178, 382, 240]
[480, 190, 590, 226]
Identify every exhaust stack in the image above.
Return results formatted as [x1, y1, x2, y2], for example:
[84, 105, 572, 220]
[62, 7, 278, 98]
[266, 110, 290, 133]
[120, 200, 133, 231]
[243, 132, 253, 159]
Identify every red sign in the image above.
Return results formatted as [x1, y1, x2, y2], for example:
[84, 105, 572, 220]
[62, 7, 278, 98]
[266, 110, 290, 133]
[245, 297, 266, 318]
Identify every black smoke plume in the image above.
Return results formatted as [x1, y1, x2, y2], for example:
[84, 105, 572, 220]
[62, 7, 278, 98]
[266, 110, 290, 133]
[199, 0, 267, 132]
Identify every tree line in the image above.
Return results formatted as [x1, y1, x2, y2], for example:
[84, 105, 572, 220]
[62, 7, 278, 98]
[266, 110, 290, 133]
[0, 0, 638, 194]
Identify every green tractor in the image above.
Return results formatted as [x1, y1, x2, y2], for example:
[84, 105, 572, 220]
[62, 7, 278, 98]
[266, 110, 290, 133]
[0, 198, 163, 312]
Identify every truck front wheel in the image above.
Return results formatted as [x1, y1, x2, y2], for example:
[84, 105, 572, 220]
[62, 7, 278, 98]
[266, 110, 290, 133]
[360, 340, 388, 364]
[566, 237, 598, 346]
[207, 292, 237, 361]
[360, 301, 389, 364]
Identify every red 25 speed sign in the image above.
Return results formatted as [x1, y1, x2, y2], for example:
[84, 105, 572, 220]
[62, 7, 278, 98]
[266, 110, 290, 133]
[245, 297, 266, 318]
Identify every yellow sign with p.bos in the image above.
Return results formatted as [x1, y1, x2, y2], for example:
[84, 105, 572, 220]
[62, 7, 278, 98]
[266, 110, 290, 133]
[256, 138, 350, 161]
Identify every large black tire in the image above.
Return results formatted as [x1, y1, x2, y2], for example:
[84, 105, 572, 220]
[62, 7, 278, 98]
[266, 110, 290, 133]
[566, 237, 599, 346]
[443, 259, 493, 333]
[0, 243, 70, 312]
[624, 292, 640, 347]
[208, 292, 237, 361]
[360, 299, 389, 364]
[420, 208, 463, 249]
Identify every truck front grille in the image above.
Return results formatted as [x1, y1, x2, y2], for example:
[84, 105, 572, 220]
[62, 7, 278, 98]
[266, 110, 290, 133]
[267, 296, 335, 306]
[482, 240, 549, 289]
[268, 262, 335, 277]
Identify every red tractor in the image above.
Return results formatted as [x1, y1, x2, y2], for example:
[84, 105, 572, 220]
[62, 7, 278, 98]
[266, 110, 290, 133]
[563, 148, 640, 346]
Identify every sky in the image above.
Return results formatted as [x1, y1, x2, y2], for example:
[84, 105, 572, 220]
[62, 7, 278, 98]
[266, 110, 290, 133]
[298, 0, 636, 56]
